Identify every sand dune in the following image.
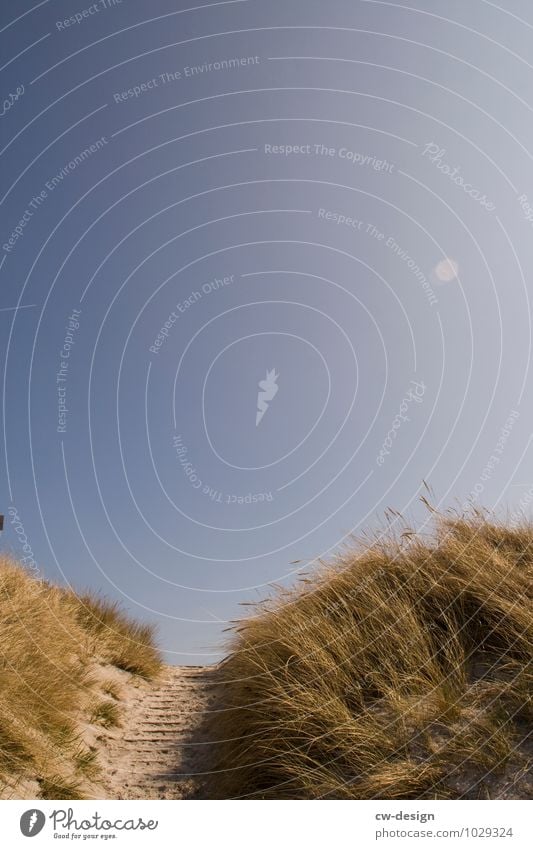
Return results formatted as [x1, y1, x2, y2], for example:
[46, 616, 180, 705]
[2, 511, 531, 801]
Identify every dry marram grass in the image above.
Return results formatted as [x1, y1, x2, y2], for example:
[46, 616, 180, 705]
[0, 557, 161, 798]
[205, 514, 533, 799]
[2, 512, 531, 801]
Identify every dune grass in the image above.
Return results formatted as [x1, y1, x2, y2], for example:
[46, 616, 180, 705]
[0, 556, 161, 798]
[206, 512, 533, 799]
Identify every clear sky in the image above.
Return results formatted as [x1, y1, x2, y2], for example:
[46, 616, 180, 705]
[2, 0, 533, 663]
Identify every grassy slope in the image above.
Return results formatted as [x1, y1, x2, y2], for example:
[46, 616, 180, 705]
[207, 514, 533, 799]
[0, 557, 161, 799]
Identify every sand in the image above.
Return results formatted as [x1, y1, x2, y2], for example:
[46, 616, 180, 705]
[92, 665, 216, 800]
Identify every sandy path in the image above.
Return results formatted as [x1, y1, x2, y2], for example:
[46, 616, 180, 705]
[97, 665, 216, 799]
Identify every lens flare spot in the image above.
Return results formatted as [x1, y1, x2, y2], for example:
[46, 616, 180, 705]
[434, 258, 459, 282]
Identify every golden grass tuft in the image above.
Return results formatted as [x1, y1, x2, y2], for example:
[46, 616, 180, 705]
[0, 556, 161, 798]
[70, 594, 161, 678]
[206, 512, 533, 799]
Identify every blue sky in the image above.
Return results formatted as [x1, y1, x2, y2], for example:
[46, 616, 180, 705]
[2, 0, 533, 662]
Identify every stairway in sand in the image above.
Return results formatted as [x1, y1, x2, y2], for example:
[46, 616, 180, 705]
[98, 665, 217, 799]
